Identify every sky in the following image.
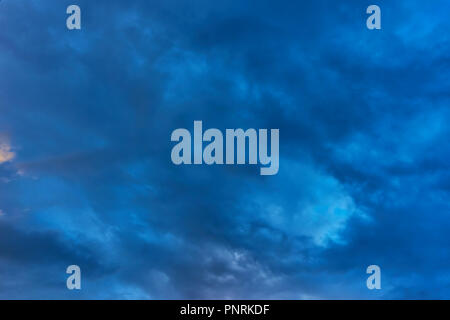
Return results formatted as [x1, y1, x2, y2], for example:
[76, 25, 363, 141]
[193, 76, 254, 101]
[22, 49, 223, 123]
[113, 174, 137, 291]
[0, 0, 449, 299]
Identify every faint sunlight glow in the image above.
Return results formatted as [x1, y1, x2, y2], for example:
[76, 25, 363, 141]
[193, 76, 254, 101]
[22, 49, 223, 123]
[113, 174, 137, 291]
[0, 142, 14, 164]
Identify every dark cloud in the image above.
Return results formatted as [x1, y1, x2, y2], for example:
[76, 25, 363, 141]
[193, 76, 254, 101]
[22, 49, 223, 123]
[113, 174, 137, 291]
[0, 0, 449, 299]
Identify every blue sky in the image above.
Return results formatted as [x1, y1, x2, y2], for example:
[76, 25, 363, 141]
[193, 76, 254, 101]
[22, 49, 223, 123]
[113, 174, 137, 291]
[0, 0, 449, 299]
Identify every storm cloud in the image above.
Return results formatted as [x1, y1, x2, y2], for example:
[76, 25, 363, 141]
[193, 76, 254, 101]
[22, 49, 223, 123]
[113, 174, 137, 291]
[0, 0, 449, 299]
